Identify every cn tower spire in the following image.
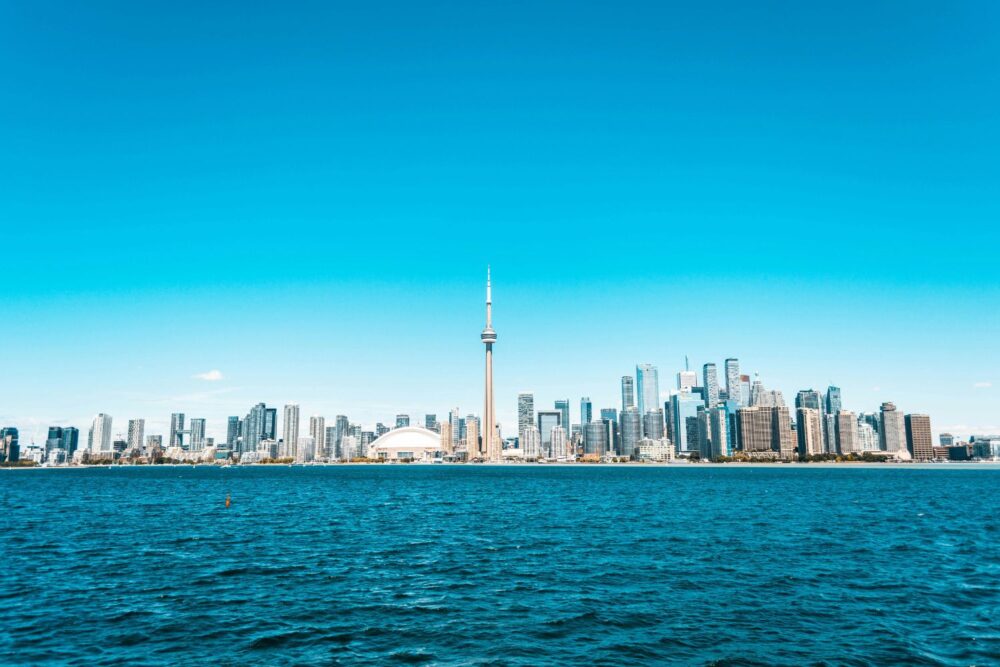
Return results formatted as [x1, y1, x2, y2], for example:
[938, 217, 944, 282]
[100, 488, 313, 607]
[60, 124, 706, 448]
[481, 265, 498, 462]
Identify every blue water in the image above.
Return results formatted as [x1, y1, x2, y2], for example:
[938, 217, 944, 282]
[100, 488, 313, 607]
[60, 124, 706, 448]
[2, 465, 998, 666]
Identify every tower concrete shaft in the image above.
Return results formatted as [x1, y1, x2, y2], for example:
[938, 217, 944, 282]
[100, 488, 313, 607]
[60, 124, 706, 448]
[481, 266, 499, 461]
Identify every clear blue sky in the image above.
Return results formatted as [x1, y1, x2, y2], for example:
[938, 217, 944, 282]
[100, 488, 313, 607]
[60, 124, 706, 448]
[2, 1, 998, 443]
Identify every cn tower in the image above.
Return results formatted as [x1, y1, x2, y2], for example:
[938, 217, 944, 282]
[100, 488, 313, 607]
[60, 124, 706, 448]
[481, 266, 498, 461]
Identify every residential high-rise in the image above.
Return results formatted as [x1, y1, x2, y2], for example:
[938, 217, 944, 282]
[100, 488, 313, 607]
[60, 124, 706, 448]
[537, 410, 561, 455]
[90, 414, 113, 452]
[334, 415, 349, 457]
[310, 416, 326, 459]
[835, 410, 857, 454]
[425, 414, 438, 431]
[439, 421, 453, 455]
[127, 419, 145, 451]
[703, 363, 720, 408]
[521, 425, 541, 458]
[709, 405, 731, 458]
[264, 408, 278, 440]
[325, 426, 338, 456]
[554, 399, 570, 436]
[795, 390, 822, 411]
[517, 393, 535, 438]
[857, 420, 878, 451]
[449, 408, 461, 449]
[283, 404, 300, 458]
[296, 436, 315, 463]
[481, 267, 499, 461]
[466, 416, 480, 459]
[188, 418, 206, 451]
[939, 433, 955, 447]
[226, 416, 241, 450]
[620, 407, 642, 459]
[549, 426, 568, 459]
[772, 407, 795, 459]
[905, 414, 933, 461]
[796, 407, 824, 457]
[671, 392, 702, 453]
[737, 407, 773, 456]
[580, 397, 593, 426]
[636, 364, 660, 419]
[724, 359, 742, 407]
[395, 414, 410, 428]
[169, 413, 185, 448]
[61, 427, 79, 457]
[880, 402, 906, 453]
[0, 427, 20, 463]
[621, 376, 635, 411]
[242, 403, 268, 453]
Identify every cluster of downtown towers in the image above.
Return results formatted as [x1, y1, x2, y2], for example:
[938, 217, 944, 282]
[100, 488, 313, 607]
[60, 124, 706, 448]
[2, 358, 948, 465]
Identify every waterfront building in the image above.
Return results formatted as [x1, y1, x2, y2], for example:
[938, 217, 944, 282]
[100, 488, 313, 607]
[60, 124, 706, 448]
[189, 418, 206, 451]
[169, 413, 184, 448]
[554, 399, 570, 437]
[583, 420, 608, 457]
[126, 419, 145, 451]
[340, 435, 357, 460]
[671, 392, 702, 454]
[283, 404, 300, 459]
[636, 364, 660, 420]
[580, 397, 593, 426]
[620, 407, 641, 459]
[826, 386, 843, 416]
[939, 433, 955, 447]
[334, 415, 349, 456]
[89, 414, 113, 453]
[425, 414, 438, 431]
[466, 415, 480, 459]
[45, 427, 63, 459]
[263, 408, 277, 440]
[0, 427, 20, 463]
[905, 414, 933, 461]
[537, 410, 561, 456]
[517, 393, 534, 438]
[439, 421, 453, 455]
[521, 425, 541, 458]
[772, 406, 795, 459]
[481, 267, 499, 461]
[857, 420, 879, 451]
[643, 410, 664, 441]
[696, 408, 711, 459]
[880, 402, 906, 453]
[621, 376, 635, 411]
[310, 416, 326, 459]
[724, 358, 743, 407]
[796, 407, 824, 456]
[61, 427, 79, 458]
[703, 363, 720, 408]
[835, 410, 858, 454]
[395, 414, 410, 428]
[710, 405, 731, 458]
[550, 426, 568, 459]
[376, 423, 389, 438]
[226, 416, 241, 450]
[737, 407, 774, 457]
[296, 436, 315, 463]
[636, 438, 673, 462]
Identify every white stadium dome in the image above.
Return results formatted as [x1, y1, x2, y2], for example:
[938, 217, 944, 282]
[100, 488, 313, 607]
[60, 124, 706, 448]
[368, 426, 442, 461]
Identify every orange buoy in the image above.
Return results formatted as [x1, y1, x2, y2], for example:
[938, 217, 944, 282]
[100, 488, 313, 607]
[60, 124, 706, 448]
[225, 494, 231, 509]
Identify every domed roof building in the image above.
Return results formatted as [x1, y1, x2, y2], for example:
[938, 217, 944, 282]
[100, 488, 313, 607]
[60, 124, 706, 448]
[368, 426, 443, 461]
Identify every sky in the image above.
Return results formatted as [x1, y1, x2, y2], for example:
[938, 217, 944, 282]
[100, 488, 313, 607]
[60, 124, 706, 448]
[1, 1, 998, 443]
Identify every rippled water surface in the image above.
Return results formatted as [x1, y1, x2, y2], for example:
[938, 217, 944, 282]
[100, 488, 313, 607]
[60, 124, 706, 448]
[2, 465, 998, 665]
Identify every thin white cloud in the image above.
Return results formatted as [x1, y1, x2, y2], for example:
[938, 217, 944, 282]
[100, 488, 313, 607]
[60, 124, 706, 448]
[193, 369, 224, 382]
[973, 381, 992, 389]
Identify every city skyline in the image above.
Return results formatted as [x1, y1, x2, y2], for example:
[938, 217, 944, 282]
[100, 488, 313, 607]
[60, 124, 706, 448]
[3, 2, 999, 442]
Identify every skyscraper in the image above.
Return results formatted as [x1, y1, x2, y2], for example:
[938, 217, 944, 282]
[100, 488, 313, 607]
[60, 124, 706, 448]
[905, 414, 933, 460]
[549, 426, 568, 459]
[334, 415, 349, 457]
[580, 397, 593, 426]
[537, 410, 561, 455]
[466, 416, 480, 459]
[517, 393, 535, 438]
[0, 427, 20, 463]
[395, 414, 410, 428]
[710, 405, 731, 458]
[583, 420, 607, 457]
[127, 419, 145, 451]
[481, 267, 499, 461]
[169, 413, 185, 448]
[620, 407, 641, 459]
[621, 376, 635, 411]
[226, 416, 241, 450]
[425, 414, 438, 431]
[677, 370, 697, 393]
[264, 408, 278, 440]
[283, 404, 300, 458]
[90, 414, 113, 452]
[642, 409, 665, 440]
[880, 402, 906, 453]
[724, 359, 742, 407]
[554, 399, 570, 437]
[310, 416, 326, 459]
[189, 418, 206, 451]
[826, 386, 842, 415]
[671, 393, 702, 453]
[636, 364, 660, 418]
[835, 410, 857, 454]
[737, 407, 773, 457]
[703, 363, 720, 408]
[521, 425, 540, 458]
[796, 407, 824, 457]
[242, 403, 268, 454]
[61, 427, 79, 458]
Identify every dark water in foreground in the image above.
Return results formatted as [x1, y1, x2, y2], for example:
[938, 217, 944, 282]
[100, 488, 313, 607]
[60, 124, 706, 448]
[2, 465, 998, 666]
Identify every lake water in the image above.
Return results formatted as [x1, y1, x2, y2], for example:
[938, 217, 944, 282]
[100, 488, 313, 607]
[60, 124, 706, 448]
[2, 465, 998, 665]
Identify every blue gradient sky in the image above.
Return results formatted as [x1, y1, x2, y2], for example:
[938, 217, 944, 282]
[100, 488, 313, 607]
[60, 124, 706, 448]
[2, 1, 998, 442]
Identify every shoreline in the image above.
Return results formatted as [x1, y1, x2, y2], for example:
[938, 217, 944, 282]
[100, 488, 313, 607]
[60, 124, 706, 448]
[5, 461, 999, 470]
